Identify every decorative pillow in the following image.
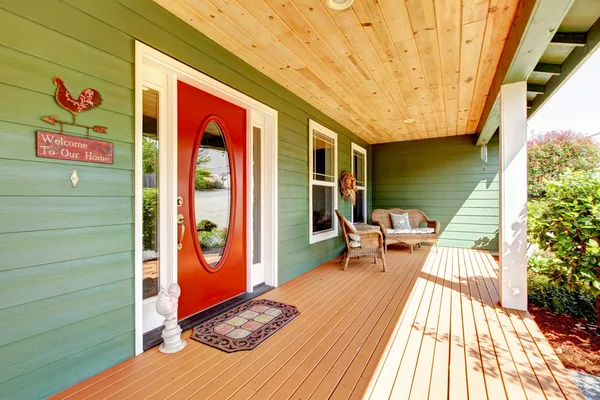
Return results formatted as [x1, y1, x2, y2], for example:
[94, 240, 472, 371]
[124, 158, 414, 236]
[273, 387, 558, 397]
[348, 233, 361, 248]
[390, 212, 411, 230]
[345, 220, 359, 234]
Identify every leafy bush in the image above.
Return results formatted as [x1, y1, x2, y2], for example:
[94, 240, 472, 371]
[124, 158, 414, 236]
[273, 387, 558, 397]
[528, 270, 597, 322]
[195, 168, 224, 191]
[142, 188, 158, 251]
[197, 219, 218, 232]
[528, 130, 600, 198]
[528, 171, 600, 326]
[199, 229, 227, 249]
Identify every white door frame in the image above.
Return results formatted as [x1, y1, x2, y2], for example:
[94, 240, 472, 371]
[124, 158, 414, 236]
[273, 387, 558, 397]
[134, 42, 279, 355]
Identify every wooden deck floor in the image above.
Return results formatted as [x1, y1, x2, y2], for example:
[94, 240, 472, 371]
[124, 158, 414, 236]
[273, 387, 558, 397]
[52, 247, 583, 399]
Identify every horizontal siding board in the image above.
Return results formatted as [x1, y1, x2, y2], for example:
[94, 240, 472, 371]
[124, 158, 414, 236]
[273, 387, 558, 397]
[278, 169, 308, 186]
[0, 159, 133, 197]
[278, 184, 308, 199]
[278, 140, 308, 162]
[0, 252, 133, 310]
[0, 9, 132, 88]
[373, 182, 499, 192]
[0, 1, 133, 62]
[0, 306, 133, 385]
[0, 225, 134, 271]
[0, 278, 133, 347]
[1, 333, 133, 400]
[278, 155, 307, 174]
[278, 198, 308, 212]
[278, 223, 309, 242]
[0, 122, 134, 170]
[0, 197, 133, 233]
[372, 134, 499, 250]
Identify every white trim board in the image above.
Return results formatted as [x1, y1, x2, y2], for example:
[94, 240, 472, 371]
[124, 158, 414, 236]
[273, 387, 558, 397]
[134, 42, 279, 355]
[350, 142, 367, 224]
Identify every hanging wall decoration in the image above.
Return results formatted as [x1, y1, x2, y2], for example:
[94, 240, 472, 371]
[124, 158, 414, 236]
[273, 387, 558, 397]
[340, 171, 358, 205]
[37, 76, 114, 165]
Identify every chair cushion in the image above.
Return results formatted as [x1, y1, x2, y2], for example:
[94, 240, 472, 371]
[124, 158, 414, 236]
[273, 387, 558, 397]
[387, 227, 435, 234]
[348, 233, 361, 248]
[390, 212, 411, 230]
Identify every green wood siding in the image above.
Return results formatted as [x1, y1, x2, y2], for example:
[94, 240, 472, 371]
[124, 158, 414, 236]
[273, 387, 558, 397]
[372, 135, 499, 250]
[0, 1, 369, 398]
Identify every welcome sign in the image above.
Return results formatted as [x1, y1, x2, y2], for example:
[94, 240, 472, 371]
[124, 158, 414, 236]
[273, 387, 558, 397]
[36, 131, 114, 165]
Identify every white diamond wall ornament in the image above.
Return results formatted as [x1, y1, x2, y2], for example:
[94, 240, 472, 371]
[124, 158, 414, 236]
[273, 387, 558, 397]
[156, 283, 187, 353]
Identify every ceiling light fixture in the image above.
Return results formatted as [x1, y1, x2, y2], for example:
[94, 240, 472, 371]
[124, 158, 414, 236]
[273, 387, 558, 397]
[326, 0, 354, 11]
[403, 118, 416, 124]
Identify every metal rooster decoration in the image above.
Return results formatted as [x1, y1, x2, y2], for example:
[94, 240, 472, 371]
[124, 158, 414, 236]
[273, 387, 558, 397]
[41, 76, 108, 136]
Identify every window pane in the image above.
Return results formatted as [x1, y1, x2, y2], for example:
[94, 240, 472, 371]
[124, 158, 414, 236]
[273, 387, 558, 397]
[313, 132, 334, 182]
[354, 150, 365, 187]
[142, 88, 159, 299]
[195, 121, 231, 268]
[353, 189, 366, 224]
[252, 126, 262, 265]
[312, 185, 334, 234]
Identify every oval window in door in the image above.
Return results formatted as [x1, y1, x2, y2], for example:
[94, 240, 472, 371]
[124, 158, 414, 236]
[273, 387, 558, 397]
[194, 120, 231, 268]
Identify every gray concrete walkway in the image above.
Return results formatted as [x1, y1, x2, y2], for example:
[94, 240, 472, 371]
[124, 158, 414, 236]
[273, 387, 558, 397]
[571, 370, 600, 400]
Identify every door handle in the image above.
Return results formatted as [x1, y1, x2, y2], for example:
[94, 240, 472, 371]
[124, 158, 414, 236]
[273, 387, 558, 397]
[177, 213, 185, 251]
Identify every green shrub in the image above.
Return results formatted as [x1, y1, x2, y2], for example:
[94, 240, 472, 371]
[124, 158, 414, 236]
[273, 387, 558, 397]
[528, 130, 600, 198]
[528, 272, 597, 322]
[142, 187, 158, 251]
[199, 229, 227, 249]
[528, 170, 600, 327]
[195, 168, 224, 191]
[197, 219, 218, 232]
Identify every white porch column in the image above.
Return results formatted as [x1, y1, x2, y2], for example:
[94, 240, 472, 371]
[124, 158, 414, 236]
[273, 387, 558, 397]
[499, 81, 528, 310]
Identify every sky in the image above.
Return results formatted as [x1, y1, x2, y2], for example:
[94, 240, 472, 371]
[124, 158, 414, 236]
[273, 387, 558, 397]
[527, 47, 600, 138]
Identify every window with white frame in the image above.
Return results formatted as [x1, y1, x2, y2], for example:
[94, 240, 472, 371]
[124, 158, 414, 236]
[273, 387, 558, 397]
[351, 143, 367, 224]
[309, 120, 338, 243]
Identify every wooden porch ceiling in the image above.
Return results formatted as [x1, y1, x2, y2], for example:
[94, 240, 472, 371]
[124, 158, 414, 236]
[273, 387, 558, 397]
[155, 0, 520, 144]
[53, 247, 583, 399]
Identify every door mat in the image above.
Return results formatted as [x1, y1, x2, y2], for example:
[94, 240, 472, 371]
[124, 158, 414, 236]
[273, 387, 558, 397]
[190, 299, 300, 353]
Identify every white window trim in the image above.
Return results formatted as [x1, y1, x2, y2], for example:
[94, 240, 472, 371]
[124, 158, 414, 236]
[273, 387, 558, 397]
[351, 142, 368, 224]
[308, 119, 338, 244]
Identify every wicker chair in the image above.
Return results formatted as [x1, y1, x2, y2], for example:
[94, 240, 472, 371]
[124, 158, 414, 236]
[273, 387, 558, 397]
[335, 210, 387, 272]
[371, 208, 440, 253]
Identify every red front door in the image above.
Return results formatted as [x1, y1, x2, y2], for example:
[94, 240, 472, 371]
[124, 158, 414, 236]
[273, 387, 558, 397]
[177, 81, 247, 320]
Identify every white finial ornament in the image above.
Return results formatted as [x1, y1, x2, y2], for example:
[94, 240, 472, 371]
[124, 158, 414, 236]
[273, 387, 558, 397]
[156, 283, 186, 353]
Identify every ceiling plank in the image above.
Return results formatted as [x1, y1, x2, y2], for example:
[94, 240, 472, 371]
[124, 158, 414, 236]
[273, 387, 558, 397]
[406, 0, 448, 137]
[434, 0, 462, 136]
[457, 19, 487, 136]
[476, 0, 575, 146]
[530, 15, 600, 116]
[467, 0, 521, 135]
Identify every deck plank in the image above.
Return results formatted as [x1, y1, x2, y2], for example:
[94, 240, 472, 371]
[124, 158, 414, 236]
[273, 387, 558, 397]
[52, 247, 582, 400]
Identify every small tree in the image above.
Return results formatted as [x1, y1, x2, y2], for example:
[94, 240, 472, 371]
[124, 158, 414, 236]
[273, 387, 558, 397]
[528, 130, 600, 198]
[528, 171, 600, 329]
